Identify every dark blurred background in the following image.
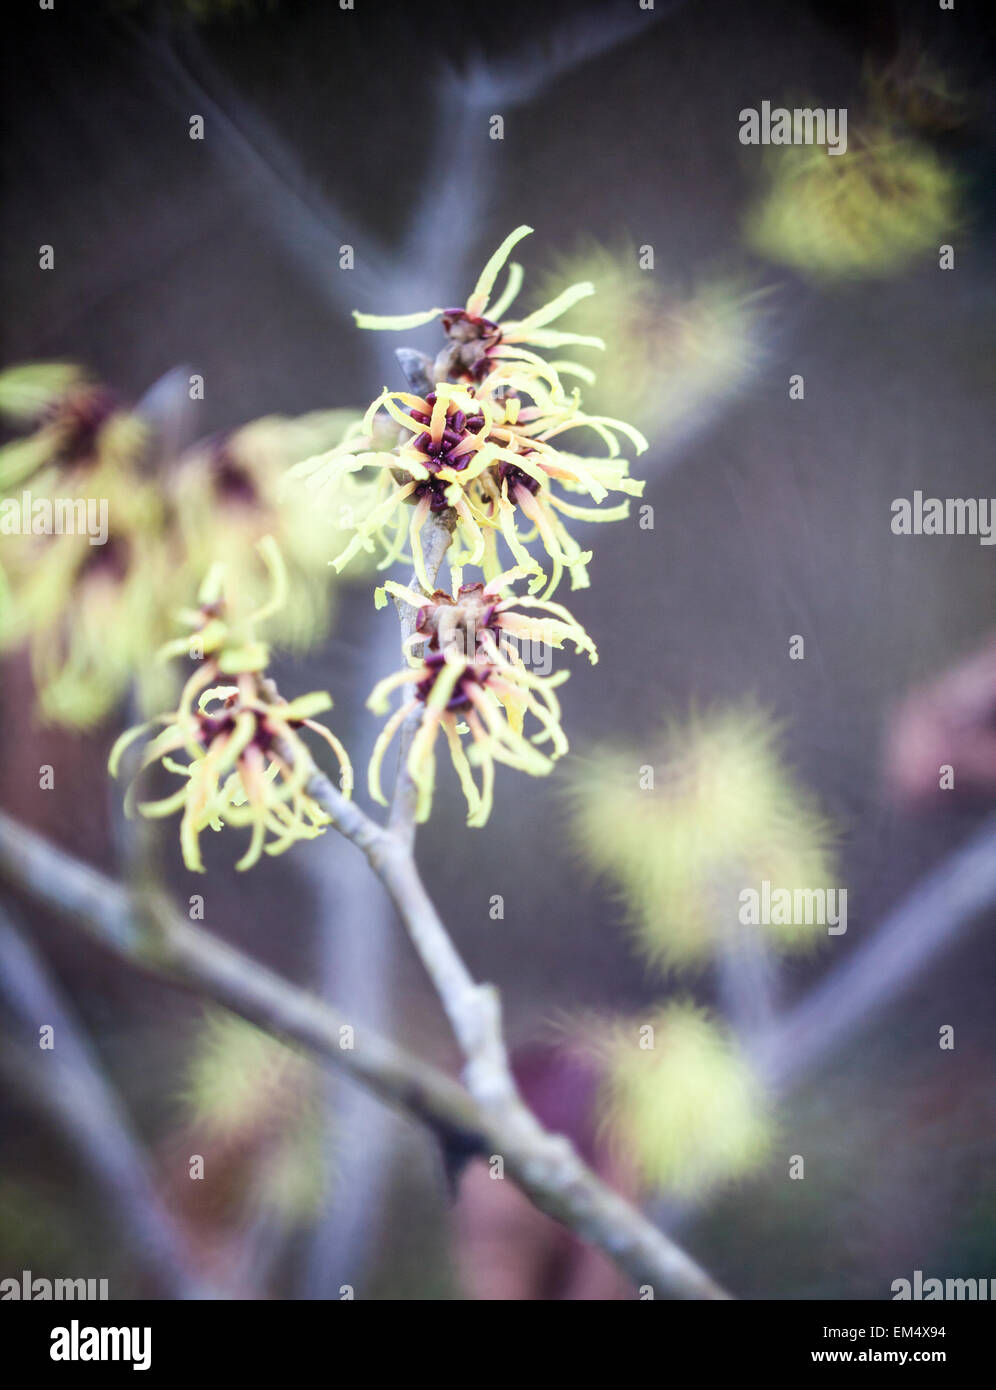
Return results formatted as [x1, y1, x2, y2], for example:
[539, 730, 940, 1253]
[1, 0, 994, 1299]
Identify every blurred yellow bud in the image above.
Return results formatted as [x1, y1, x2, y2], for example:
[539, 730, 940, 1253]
[531, 242, 765, 441]
[569, 704, 837, 970]
[598, 1002, 771, 1196]
[744, 126, 959, 280]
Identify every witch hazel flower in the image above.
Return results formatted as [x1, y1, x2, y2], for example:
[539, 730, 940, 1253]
[7, 522, 173, 729]
[0, 367, 169, 728]
[170, 406, 371, 654]
[290, 377, 646, 597]
[109, 538, 352, 872]
[367, 567, 596, 826]
[453, 377, 647, 594]
[110, 675, 349, 873]
[352, 225, 606, 391]
[0, 365, 147, 494]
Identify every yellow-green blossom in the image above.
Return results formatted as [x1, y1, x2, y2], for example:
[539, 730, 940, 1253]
[368, 567, 596, 826]
[0, 362, 85, 425]
[353, 225, 605, 391]
[6, 527, 174, 727]
[569, 705, 837, 971]
[290, 379, 645, 597]
[172, 409, 375, 651]
[181, 1009, 325, 1225]
[109, 540, 351, 872]
[183, 1009, 313, 1142]
[0, 368, 168, 725]
[0, 366, 148, 495]
[744, 125, 959, 280]
[597, 1002, 772, 1196]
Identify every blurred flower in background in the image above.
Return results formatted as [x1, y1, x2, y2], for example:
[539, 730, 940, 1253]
[595, 1001, 772, 1196]
[0, 364, 171, 726]
[569, 704, 838, 971]
[178, 1009, 324, 1228]
[744, 124, 960, 281]
[531, 243, 766, 444]
[0, 362, 374, 728]
[556, 708, 833, 1198]
[864, 48, 970, 135]
[7, 523, 176, 729]
[174, 409, 370, 653]
[0, 363, 143, 494]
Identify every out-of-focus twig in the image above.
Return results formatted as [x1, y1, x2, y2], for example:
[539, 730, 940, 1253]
[381, 349, 454, 845]
[751, 813, 996, 1092]
[125, 17, 389, 316]
[455, 2, 673, 111]
[0, 904, 218, 1299]
[649, 813, 996, 1235]
[0, 811, 731, 1300]
[716, 914, 778, 1046]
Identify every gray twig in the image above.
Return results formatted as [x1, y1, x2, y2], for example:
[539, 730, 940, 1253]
[0, 810, 731, 1300]
[0, 904, 219, 1299]
[751, 814, 996, 1092]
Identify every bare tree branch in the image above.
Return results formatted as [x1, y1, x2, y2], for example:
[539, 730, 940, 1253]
[125, 18, 389, 316]
[0, 810, 730, 1300]
[751, 813, 996, 1092]
[0, 905, 220, 1299]
[386, 515, 455, 848]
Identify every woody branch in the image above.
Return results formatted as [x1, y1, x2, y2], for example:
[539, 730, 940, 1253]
[0, 809, 731, 1300]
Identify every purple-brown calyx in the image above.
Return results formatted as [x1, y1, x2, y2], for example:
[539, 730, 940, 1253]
[413, 584, 501, 709]
[408, 392, 487, 511]
[438, 310, 501, 382]
[195, 699, 299, 754]
[440, 308, 501, 345]
[415, 649, 490, 712]
[196, 708, 240, 745]
[415, 583, 497, 651]
[209, 440, 260, 506]
[79, 534, 130, 583]
[496, 458, 542, 496]
[44, 384, 119, 464]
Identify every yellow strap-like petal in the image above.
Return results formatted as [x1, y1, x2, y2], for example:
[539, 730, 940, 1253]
[486, 260, 524, 323]
[506, 280, 594, 333]
[466, 226, 534, 318]
[352, 307, 443, 331]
